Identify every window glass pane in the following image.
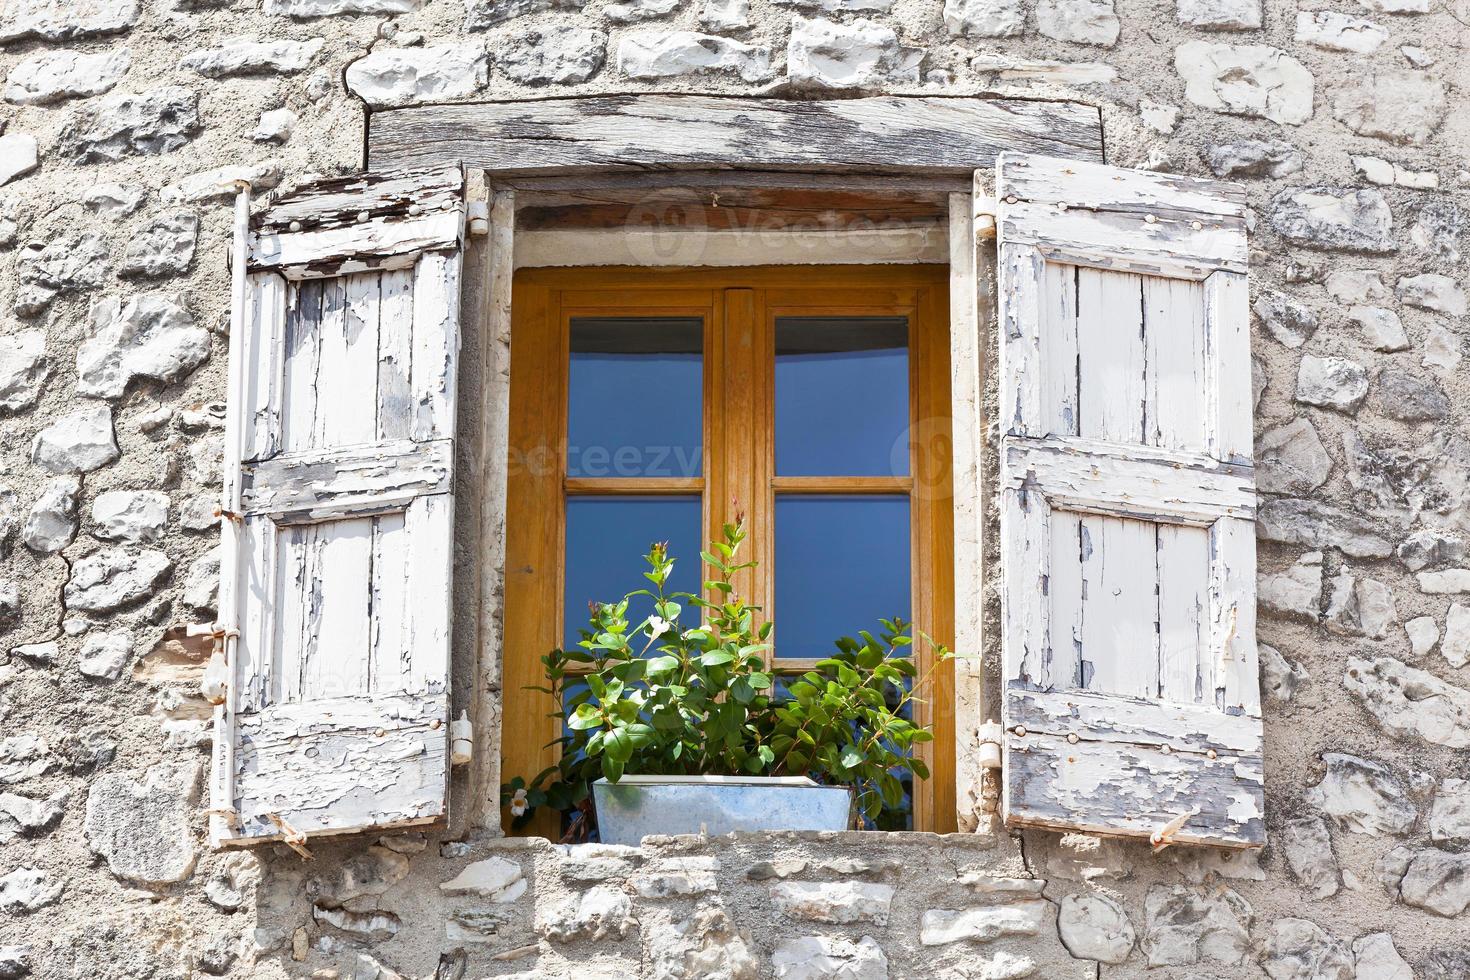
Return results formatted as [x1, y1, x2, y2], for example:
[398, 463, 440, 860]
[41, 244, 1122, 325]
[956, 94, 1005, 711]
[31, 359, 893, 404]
[563, 496, 702, 650]
[775, 317, 908, 477]
[568, 317, 702, 478]
[774, 495, 910, 659]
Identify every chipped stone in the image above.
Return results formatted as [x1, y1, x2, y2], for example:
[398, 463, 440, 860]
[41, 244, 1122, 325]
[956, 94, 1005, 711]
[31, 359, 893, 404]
[1260, 551, 1322, 620]
[536, 885, 633, 941]
[1395, 848, 1470, 917]
[1257, 918, 1353, 980]
[1374, 367, 1449, 423]
[1325, 574, 1397, 638]
[1035, 0, 1119, 45]
[1281, 817, 1339, 898]
[1396, 274, 1466, 317]
[943, 0, 1025, 36]
[1261, 643, 1309, 702]
[500, 26, 606, 86]
[605, 0, 678, 20]
[1409, 199, 1462, 261]
[119, 214, 200, 279]
[1307, 752, 1415, 835]
[771, 935, 888, 980]
[1441, 603, 1470, 668]
[0, 330, 48, 413]
[0, 867, 62, 912]
[78, 631, 133, 680]
[773, 881, 894, 925]
[1421, 325, 1462, 371]
[1257, 418, 1330, 493]
[700, 0, 750, 29]
[252, 108, 298, 144]
[439, 857, 526, 902]
[63, 548, 171, 612]
[307, 846, 409, 907]
[1346, 656, 1470, 749]
[1139, 100, 1179, 134]
[91, 490, 169, 544]
[0, 136, 39, 188]
[1324, 268, 1389, 304]
[786, 17, 922, 88]
[1142, 885, 1252, 967]
[1353, 933, 1413, 980]
[0, 791, 65, 844]
[1295, 10, 1386, 53]
[1295, 354, 1368, 413]
[1268, 187, 1394, 253]
[463, 0, 578, 29]
[1405, 614, 1440, 657]
[84, 763, 198, 885]
[77, 294, 208, 400]
[32, 404, 118, 474]
[4, 49, 131, 106]
[1176, 0, 1261, 29]
[181, 38, 324, 78]
[1346, 306, 1408, 352]
[1333, 70, 1447, 145]
[919, 902, 1046, 946]
[345, 44, 489, 107]
[1206, 139, 1302, 179]
[14, 233, 109, 315]
[1057, 892, 1133, 964]
[82, 182, 147, 217]
[1253, 290, 1317, 348]
[618, 30, 771, 83]
[1174, 43, 1313, 125]
[0, 0, 139, 43]
[60, 86, 201, 164]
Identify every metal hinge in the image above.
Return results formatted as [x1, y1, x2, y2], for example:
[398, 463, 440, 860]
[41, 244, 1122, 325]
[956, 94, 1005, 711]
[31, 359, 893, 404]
[974, 195, 998, 241]
[977, 719, 1003, 769]
[450, 711, 473, 766]
[466, 201, 490, 237]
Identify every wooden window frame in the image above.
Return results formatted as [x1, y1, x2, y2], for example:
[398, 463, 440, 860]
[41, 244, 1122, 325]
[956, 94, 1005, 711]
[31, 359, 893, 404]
[501, 265, 956, 835]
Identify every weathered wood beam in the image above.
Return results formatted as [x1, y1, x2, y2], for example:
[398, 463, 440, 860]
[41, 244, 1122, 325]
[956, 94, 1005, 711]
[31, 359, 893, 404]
[367, 95, 1104, 176]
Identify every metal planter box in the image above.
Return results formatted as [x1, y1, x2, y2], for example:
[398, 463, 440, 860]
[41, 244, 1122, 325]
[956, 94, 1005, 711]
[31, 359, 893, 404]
[592, 775, 854, 846]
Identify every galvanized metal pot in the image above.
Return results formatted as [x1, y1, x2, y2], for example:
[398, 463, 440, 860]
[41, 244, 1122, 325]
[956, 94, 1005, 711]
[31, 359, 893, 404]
[591, 775, 855, 846]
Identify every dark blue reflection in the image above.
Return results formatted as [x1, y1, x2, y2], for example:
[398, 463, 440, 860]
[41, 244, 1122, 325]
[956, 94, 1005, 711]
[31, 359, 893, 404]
[563, 496, 702, 650]
[774, 495, 911, 658]
[775, 318, 908, 477]
[568, 318, 702, 478]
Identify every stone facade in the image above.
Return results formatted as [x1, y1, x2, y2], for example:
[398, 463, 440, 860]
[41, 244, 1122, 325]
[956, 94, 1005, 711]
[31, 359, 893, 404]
[0, 0, 1467, 977]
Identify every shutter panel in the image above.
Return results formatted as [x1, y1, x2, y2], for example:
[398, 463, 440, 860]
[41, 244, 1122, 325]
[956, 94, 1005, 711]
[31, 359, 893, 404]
[212, 167, 465, 846]
[994, 154, 1262, 849]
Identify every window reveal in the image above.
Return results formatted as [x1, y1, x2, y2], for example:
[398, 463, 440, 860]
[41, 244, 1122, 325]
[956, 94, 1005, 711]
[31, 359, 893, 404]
[501, 267, 954, 835]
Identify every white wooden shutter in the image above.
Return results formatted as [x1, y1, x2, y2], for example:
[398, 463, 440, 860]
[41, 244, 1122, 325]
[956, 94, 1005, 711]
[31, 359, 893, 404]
[211, 167, 465, 846]
[994, 154, 1262, 849]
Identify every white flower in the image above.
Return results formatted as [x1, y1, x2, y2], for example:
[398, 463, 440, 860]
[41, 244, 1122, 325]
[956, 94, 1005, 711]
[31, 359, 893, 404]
[648, 616, 671, 639]
[510, 788, 528, 817]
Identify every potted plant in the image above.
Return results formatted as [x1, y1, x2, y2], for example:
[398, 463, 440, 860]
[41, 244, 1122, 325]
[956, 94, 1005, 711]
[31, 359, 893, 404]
[501, 519, 957, 844]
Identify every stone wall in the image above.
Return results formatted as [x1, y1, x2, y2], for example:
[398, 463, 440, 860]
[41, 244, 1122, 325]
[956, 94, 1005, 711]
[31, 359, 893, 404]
[0, 0, 1467, 976]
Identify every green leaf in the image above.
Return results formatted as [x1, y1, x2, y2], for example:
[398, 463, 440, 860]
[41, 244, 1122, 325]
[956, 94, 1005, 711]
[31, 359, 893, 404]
[839, 744, 865, 769]
[567, 703, 603, 730]
[700, 651, 735, 666]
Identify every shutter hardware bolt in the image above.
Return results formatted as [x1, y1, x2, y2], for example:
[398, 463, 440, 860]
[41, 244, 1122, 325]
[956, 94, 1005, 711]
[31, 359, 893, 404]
[430, 718, 442, 730]
[1005, 195, 1018, 205]
[289, 221, 303, 232]
[1066, 733, 1079, 744]
[1012, 725, 1027, 737]
[1191, 221, 1203, 230]
[375, 728, 387, 737]
[1207, 749, 1218, 760]
[1145, 214, 1158, 224]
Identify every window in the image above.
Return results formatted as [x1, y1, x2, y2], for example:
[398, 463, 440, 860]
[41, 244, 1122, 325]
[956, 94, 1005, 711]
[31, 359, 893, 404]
[502, 266, 955, 835]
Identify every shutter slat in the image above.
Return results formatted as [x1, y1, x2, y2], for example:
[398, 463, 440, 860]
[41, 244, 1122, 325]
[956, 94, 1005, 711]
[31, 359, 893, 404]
[995, 152, 1262, 849]
[214, 167, 465, 847]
